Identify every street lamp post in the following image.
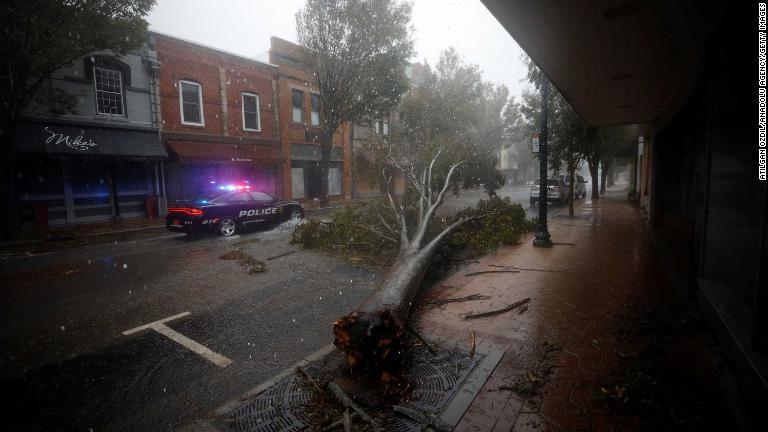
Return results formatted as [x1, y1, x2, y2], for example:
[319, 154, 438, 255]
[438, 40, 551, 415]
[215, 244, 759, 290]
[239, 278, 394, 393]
[534, 80, 553, 248]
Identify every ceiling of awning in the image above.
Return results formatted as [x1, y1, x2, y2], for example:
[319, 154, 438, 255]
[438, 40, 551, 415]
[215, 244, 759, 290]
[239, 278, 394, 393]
[480, 0, 721, 127]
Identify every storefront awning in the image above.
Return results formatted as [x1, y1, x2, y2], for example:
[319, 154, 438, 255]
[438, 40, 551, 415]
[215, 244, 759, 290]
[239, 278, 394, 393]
[15, 121, 167, 157]
[165, 140, 284, 164]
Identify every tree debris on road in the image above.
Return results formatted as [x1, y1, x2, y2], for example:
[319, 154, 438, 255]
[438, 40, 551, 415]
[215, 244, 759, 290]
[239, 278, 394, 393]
[266, 250, 296, 260]
[219, 249, 267, 274]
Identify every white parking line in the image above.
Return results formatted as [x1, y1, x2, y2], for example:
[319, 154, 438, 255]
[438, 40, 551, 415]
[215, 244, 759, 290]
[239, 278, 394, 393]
[122, 311, 233, 368]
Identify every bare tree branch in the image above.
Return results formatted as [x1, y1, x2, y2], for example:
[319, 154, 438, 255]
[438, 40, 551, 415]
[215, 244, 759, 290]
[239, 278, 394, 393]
[383, 170, 409, 250]
[413, 161, 465, 248]
[426, 146, 445, 205]
[374, 204, 399, 239]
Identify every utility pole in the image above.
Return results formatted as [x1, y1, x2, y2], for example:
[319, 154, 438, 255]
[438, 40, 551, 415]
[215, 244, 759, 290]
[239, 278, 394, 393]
[533, 80, 553, 248]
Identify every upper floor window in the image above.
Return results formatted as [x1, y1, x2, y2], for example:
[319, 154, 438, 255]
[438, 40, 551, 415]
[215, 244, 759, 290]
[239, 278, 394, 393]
[180, 80, 204, 126]
[374, 116, 389, 135]
[93, 66, 124, 116]
[242, 93, 261, 131]
[310, 94, 320, 126]
[292, 89, 304, 123]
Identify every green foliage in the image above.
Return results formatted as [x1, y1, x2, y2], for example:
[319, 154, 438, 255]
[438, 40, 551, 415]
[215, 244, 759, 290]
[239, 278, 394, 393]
[0, 0, 155, 128]
[296, 0, 413, 130]
[443, 196, 535, 257]
[359, 49, 508, 197]
[296, 0, 414, 203]
[291, 197, 534, 265]
[291, 203, 398, 263]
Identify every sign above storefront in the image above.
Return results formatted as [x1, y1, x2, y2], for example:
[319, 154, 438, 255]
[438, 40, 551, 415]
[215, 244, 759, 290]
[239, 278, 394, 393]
[15, 121, 166, 157]
[231, 157, 253, 162]
[44, 126, 99, 151]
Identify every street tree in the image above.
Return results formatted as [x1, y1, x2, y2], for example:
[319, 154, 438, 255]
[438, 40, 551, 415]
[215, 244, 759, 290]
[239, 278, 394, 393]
[583, 127, 603, 199]
[502, 96, 537, 184]
[548, 91, 590, 217]
[0, 0, 156, 237]
[333, 50, 511, 379]
[597, 126, 635, 193]
[296, 0, 414, 204]
[395, 49, 507, 195]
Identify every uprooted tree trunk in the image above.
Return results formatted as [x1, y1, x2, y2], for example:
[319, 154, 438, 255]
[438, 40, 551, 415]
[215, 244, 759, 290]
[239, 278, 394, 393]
[333, 149, 473, 382]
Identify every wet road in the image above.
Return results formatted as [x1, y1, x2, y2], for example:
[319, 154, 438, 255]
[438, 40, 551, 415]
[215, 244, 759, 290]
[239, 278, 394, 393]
[441, 184, 569, 219]
[0, 224, 385, 431]
[0, 186, 566, 431]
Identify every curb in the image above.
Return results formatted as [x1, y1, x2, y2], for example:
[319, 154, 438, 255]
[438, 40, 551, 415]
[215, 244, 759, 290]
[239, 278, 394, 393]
[0, 225, 166, 250]
[214, 344, 336, 417]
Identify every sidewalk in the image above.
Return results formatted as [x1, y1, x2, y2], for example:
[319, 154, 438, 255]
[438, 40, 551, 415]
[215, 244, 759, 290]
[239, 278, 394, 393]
[0, 217, 167, 255]
[415, 193, 739, 431]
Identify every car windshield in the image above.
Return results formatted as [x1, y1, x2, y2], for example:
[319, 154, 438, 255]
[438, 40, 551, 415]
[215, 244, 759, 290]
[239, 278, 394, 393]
[190, 192, 227, 205]
[534, 179, 560, 186]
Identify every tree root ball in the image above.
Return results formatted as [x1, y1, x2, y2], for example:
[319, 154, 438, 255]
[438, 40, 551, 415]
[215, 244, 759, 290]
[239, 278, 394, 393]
[333, 309, 405, 383]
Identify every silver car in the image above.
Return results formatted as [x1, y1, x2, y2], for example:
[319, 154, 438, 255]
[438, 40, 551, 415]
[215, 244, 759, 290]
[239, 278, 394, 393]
[530, 178, 566, 206]
[556, 174, 587, 199]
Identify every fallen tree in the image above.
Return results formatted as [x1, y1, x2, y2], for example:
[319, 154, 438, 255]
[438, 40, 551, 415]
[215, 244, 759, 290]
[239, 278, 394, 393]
[331, 149, 494, 382]
[292, 178, 532, 383]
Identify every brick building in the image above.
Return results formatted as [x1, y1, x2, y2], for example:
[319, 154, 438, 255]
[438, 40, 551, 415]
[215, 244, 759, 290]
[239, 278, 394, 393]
[268, 37, 351, 201]
[151, 32, 284, 201]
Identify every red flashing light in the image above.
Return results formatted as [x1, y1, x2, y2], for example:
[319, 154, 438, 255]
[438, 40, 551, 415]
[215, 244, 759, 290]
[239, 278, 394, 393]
[168, 207, 204, 216]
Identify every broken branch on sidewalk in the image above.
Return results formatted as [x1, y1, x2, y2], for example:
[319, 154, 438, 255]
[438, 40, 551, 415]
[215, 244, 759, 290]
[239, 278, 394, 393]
[424, 293, 491, 308]
[407, 326, 437, 353]
[468, 329, 476, 358]
[464, 269, 520, 276]
[488, 263, 570, 273]
[327, 382, 377, 427]
[392, 405, 452, 432]
[296, 366, 324, 395]
[463, 298, 531, 320]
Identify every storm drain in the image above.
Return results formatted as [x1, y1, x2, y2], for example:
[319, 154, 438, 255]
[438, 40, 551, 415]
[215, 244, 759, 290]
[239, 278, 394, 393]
[219, 345, 483, 432]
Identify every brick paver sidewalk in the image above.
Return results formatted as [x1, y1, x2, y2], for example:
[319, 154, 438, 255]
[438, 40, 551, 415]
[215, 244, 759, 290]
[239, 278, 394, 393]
[414, 196, 731, 431]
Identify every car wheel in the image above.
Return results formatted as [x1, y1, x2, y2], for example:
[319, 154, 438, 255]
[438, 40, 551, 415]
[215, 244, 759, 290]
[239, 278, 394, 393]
[287, 207, 303, 222]
[218, 217, 237, 236]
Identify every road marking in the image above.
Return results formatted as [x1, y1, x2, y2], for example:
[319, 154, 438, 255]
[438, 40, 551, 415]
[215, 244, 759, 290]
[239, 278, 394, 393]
[122, 311, 191, 335]
[123, 311, 233, 368]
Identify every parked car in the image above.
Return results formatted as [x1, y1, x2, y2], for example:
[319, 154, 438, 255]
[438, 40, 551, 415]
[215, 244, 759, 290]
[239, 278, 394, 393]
[555, 174, 588, 199]
[530, 178, 567, 206]
[166, 187, 304, 236]
[530, 175, 588, 205]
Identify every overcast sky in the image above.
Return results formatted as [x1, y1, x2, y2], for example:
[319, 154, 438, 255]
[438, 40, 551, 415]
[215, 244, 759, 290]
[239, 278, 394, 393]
[147, 0, 530, 100]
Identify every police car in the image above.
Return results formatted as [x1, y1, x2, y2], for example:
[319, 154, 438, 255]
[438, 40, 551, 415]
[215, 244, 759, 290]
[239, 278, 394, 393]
[166, 187, 304, 236]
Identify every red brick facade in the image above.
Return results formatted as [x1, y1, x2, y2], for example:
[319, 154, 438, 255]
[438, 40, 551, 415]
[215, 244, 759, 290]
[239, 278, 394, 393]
[269, 37, 352, 201]
[154, 32, 279, 138]
[152, 32, 285, 200]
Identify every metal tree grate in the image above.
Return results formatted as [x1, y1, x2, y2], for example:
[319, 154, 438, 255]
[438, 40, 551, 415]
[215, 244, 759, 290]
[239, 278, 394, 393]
[220, 345, 483, 432]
